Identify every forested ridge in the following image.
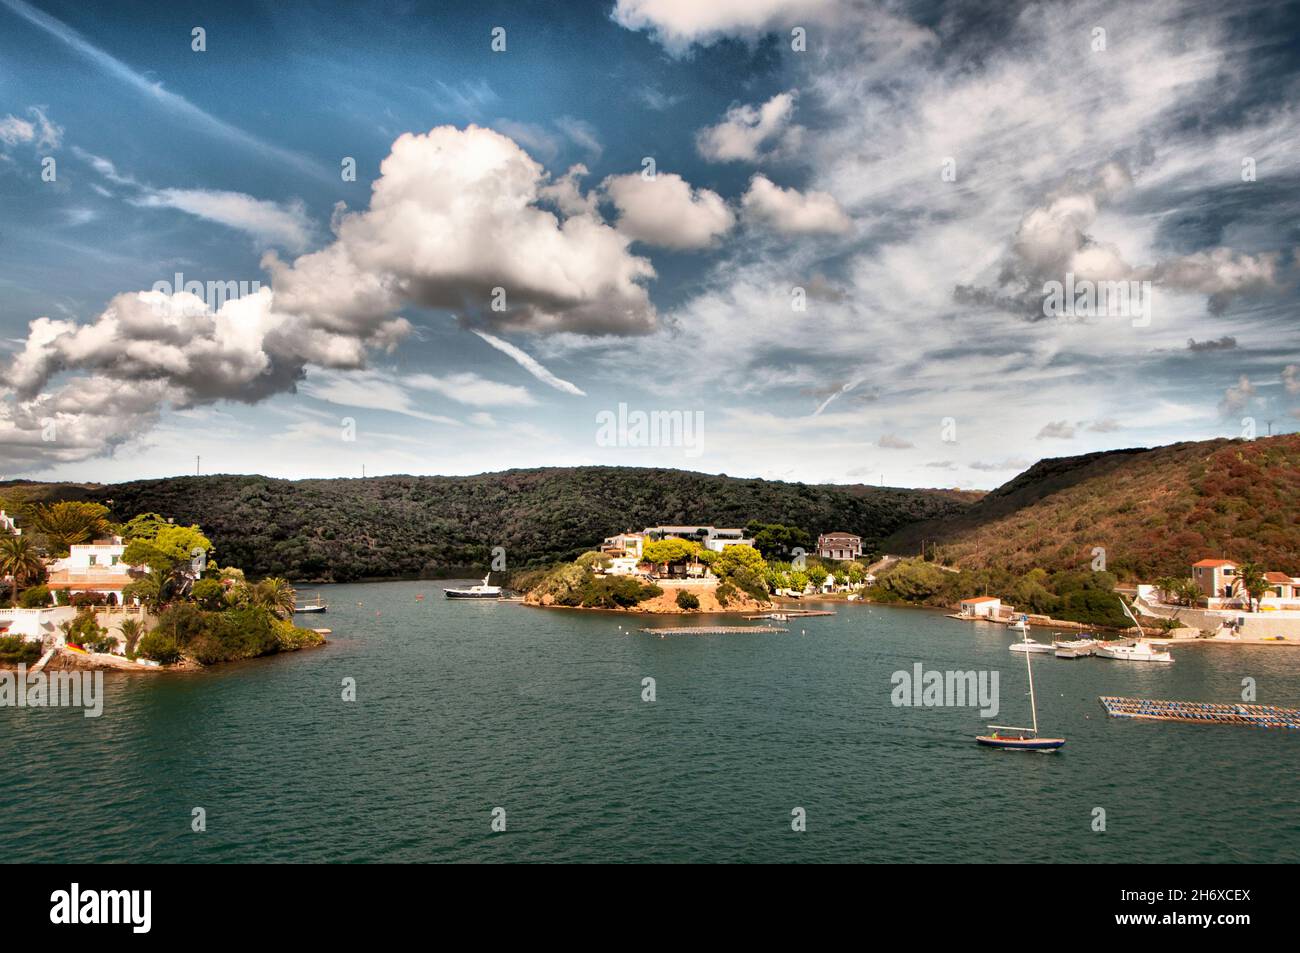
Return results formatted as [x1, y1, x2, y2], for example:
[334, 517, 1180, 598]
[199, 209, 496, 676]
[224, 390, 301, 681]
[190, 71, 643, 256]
[4, 467, 971, 581]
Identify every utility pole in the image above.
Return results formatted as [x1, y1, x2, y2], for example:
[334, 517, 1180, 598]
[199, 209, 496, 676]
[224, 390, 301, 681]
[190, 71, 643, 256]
[362, 464, 366, 479]
[196, 455, 200, 476]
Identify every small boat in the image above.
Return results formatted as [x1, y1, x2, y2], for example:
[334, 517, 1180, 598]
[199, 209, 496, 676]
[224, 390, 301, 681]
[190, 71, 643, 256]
[978, 629, 1065, 751]
[769, 612, 789, 622]
[1009, 638, 1053, 654]
[1008, 614, 1030, 632]
[1054, 637, 1099, 659]
[1096, 640, 1173, 663]
[443, 573, 502, 599]
[294, 592, 328, 614]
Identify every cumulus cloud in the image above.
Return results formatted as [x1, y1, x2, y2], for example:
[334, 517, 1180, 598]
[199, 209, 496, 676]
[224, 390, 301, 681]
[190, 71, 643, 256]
[741, 174, 851, 235]
[266, 125, 657, 336]
[1218, 375, 1256, 416]
[959, 161, 1289, 318]
[877, 433, 914, 449]
[1283, 364, 1300, 395]
[696, 91, 802, 163]
[1188, 336, 1237, 351]
[2, 124, 645, 467]
[603, 172, 734, 249]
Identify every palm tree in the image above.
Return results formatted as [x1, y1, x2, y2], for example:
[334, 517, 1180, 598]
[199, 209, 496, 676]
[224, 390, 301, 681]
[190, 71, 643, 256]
[118, 617, 146, 656]
[252, 577, 297, 619]
[1237, 561, 1268, 612]
[0, 535, 45, 607]
[31, 501, 112, 556]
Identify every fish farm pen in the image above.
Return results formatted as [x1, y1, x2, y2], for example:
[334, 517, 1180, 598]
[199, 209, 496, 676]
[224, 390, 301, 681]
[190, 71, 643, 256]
[1100, 696, 1300, 729]
[640, 626, 789, 635]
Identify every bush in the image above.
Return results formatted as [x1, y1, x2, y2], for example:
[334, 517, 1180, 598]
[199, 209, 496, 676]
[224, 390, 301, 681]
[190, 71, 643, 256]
[61, 609, 107, 650]
[70, 591, 108, 608]
[18, 585, 51, 608]
[190, 578, 226, 611]
[715, 581, 737, 606]
[137, 630, 180, 664]
[0, 635, 41, 664]
[675, 590, 700, 610]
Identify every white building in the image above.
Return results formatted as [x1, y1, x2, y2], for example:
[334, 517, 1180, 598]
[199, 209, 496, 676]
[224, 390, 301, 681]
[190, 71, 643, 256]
[0, 510, 20, 535]
[641, 525, 756, 552]
[46, 536, 141, 605]
[959, 596, 1002, 618]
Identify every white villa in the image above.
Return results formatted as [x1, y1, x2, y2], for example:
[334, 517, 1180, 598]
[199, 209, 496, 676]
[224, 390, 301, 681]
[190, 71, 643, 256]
[45, 536, 142, 605]
[641, 525, 756, 552]
[1, 509, 20, 535]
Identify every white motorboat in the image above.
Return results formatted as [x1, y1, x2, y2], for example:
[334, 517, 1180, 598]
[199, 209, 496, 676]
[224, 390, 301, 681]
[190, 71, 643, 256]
[443, 573, 502, 599]
[1096, 640, 1173, 663]
[1009, 638, 1053, 654]
[1054, 637, 1099, 658]
[1008, 614, 1030, 632]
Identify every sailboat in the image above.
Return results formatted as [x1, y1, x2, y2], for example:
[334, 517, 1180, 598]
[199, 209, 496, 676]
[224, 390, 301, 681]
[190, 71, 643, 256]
[977, 628, 1066, 751]
[293, 592, 328, 614]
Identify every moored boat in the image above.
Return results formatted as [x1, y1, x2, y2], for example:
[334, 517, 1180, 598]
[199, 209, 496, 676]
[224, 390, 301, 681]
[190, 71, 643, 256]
[443, 573, 502, 599]
[294, 592, 328, 614]
[1009, 638, 1053, 654]
[1054, 637, 1099, 658]
[1096, 640, 1173, 663]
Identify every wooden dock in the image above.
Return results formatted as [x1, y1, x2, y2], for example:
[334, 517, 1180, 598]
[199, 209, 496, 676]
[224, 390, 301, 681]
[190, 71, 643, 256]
[640, 626, 789, 636]
[1100, 695, 1300, 729]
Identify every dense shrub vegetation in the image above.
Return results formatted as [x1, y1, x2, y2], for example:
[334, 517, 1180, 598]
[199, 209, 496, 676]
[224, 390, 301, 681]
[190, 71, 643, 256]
[6, 468, 972, 582]
[868, 559, 1135, 628]
[887, 435, 1300, 579]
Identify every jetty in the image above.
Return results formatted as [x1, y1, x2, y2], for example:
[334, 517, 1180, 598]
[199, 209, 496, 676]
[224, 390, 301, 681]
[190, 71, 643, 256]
[640, 626, 788, 635]
[1100, 695, 1300, 729]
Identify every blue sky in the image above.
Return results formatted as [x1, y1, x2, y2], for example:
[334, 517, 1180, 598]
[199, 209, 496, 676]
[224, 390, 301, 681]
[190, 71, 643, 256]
[1, 0, 1298, 488]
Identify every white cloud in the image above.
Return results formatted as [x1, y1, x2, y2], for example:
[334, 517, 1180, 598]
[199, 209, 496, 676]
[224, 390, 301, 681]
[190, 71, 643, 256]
[614, 0, 844, 53]
[1219, 375, 1255, 416]
[741, 174, 851, 235]
[696, 91, 802, 163]
[267, 125, 657, 336]
[135, 188, 313, 252]
[405, 371, 536, 407]
[0, 106, 61, 149]
[603, 172, 734, 248]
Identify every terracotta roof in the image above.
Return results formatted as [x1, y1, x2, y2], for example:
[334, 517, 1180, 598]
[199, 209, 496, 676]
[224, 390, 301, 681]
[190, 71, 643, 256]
[961, 596, 1000, 603]
[1264, 572, 1292, 583]
[1192, 559, 1236, 568]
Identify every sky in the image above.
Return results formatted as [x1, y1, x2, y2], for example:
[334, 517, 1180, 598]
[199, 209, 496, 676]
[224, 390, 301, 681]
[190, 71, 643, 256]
[1, 0, 1298, 489]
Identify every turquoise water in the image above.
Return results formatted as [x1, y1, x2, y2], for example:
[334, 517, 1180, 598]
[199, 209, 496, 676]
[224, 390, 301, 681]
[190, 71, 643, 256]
[2, 581, 1297, 863]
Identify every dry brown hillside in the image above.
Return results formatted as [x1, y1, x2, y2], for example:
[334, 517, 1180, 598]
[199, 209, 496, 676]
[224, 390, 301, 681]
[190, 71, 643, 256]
[886, 434, 1300, 580]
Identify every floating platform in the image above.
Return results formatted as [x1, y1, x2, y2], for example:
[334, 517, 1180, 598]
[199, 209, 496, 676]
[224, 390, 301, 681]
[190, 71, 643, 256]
[743, 610, 836, 619]
[640, 626, 789, 635]
[1099, 695, 1300, 729]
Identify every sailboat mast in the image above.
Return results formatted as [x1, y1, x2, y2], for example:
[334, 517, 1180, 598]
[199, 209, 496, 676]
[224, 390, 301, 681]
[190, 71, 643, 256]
[1023, 629, 1039, 735]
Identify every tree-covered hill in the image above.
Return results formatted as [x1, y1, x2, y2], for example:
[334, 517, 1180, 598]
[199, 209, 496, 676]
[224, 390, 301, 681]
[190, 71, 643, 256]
[886, 434, 1300, 580]
[6, 468, 972, 582]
